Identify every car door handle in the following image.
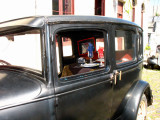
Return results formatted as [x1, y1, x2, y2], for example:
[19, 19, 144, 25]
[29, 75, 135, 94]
[119, 71, 122, 81]
[113, 70, 118, 85]
[111, 70, 122, 85]
[113, 70, 122, 80]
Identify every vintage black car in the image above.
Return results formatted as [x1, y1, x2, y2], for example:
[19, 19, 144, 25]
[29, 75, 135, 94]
[0, 16, 153, 120]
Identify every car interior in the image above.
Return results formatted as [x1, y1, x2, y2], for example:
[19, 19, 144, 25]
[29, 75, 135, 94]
[55, 29, 105, 78]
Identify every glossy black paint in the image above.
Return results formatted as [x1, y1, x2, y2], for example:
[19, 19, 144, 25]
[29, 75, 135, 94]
[0, 69, 53, 120]
[55, 72, 112, 120]
[0, 16, 153, 120]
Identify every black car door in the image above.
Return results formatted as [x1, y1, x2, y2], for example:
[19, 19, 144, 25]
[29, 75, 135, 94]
[110, 25, 141, 119]
[52, 25, 113, 120]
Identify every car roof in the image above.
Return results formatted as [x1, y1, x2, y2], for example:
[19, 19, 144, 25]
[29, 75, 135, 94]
[0, 15, 142, 32]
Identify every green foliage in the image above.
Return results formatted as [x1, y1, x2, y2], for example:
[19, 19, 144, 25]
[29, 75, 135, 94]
[156, 12, 159, 16]
[145, 45, 151, 50]
[124, 0, 132, 15]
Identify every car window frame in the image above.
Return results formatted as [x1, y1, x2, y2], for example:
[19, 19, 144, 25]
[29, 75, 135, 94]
[137, 31, 143, 61]
[51, 24, 111, 84]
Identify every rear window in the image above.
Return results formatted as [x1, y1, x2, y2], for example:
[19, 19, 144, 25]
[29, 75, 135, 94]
[115, 30, 135, 64]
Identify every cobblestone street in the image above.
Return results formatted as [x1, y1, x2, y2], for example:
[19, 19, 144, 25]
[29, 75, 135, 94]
[142, 68, 160, 120]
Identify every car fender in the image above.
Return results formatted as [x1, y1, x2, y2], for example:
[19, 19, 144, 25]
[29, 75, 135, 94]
[114, 80, 153, 120]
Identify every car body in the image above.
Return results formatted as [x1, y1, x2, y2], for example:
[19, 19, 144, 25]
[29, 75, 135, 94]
[0, 16, 153, 120]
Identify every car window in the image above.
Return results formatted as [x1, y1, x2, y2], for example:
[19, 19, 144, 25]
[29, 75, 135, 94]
[138, 33, 143, 60]
[55, 29, 106, 78]
[115, 30, 135, 64]
[0, 29, 42, 71]
[62, 37, 73, 57]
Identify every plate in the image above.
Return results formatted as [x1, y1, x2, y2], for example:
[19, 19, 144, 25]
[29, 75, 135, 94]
[81, 63, 99, 67]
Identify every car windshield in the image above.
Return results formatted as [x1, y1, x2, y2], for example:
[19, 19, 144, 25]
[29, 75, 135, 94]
[0, 29, 42, 71]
